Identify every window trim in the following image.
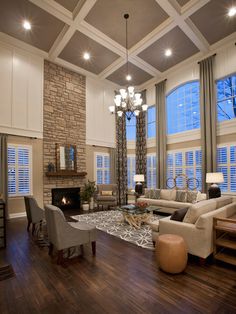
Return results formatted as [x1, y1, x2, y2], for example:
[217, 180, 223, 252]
[94, 152, 110, 184]
[8, 143, 33, 198]
[217, 142, 236, 194]
[166, 80, 200, 135]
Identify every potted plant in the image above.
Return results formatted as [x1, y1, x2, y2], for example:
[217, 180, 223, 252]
[81, 180, 96, 211]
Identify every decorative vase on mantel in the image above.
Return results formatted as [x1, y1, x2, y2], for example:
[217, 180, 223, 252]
[89, 197, 94, 210]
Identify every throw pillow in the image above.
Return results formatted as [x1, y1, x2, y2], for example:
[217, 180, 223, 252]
[144, 188, 151, 198]
[187, 191, 198, 203]
[153, 189, 161, 199]
[101, 191, 113, 196]
[196, 192, 207, 202]
[176, 190, 187, 202]
[170, 207, 189, 222]
[160, 189, 176, 201]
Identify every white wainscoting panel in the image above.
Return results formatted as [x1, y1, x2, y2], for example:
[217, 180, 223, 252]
[0, 41, 43, 138]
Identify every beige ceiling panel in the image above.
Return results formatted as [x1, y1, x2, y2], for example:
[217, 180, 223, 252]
[138, 27, 199, 72]
[176, 0, 190, 7]
[107, 62, 153, 86]
[0, 0, 65, 52]
[85, 0, 169, 48]
[190, 0, 236, 45]
[54, 0, 79, 12]
[59, 31, 120, 74]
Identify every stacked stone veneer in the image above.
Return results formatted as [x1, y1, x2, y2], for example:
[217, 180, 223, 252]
[43, 61, 86, 204]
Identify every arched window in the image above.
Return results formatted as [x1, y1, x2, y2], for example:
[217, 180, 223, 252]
[216, 73, 236, 122]
[166, 81, 200, 134]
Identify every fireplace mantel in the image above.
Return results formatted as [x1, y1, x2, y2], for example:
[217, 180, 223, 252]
[46, 171, 87, 177]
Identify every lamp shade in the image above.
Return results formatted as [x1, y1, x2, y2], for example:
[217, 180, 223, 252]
[134, 174, 145, 182]
[206, 172, 224, 184]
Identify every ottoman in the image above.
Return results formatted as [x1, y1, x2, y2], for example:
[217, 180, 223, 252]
[156, 234, 187, 274]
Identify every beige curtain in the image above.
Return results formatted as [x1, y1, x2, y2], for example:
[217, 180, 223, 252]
[199, 55, 217, 192]
[0, 134, 8, 215]
[135, 89, 147, 184]
[109, 147, 116, 184]
[155, 80, 167, 189]
[116, 115, 127, 205]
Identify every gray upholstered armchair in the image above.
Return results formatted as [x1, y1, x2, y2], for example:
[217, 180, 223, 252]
[96, 184, 117, 210]
[24, 196, 45, 234]
[44, 205, 97, 265]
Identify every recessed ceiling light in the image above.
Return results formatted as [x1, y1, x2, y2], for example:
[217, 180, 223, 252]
[23, 20, 31, 30]
[165, 49, 172, 57]
[83, 52, 90, 60]
[126, 74, 132, 81]
[228, 7, 236, 17]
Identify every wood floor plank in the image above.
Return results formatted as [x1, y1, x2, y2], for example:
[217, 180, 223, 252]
[0, 216, 236, 313]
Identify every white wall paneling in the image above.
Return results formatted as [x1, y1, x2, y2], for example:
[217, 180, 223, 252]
[0, 41, 43, 138]
[86, 77, 116, 147]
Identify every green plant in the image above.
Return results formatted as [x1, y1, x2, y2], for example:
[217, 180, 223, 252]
[80, 180, 96, 203]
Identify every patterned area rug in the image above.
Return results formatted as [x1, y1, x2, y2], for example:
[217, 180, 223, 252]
[72, 210, 162, 250]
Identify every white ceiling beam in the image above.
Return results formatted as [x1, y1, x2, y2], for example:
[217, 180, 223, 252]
[155, 0, 209, 52]
[98, 58, 126, 80]
[78, 21, 126, 57]
[129, 56, 161, 77]
[129, 18, 176, 56]
[49, 0, 97, 60]
[28, 0, 73, 25]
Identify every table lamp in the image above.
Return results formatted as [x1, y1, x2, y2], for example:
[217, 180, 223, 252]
[134, 174, 145, 195]
[206, 172, 224, 199]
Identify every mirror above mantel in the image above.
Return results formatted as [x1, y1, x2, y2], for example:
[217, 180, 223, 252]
[56, 143, 77, 172]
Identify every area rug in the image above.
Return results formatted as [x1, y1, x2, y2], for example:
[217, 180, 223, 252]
[72, 210, 163, 250]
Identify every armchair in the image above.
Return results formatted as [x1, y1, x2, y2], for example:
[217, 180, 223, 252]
[24, 196, 44, 234]
[44, 205, 97, 265]
[96, 184, 117, 210]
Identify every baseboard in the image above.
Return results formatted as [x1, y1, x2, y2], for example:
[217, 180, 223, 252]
[8, 212, 26, 219]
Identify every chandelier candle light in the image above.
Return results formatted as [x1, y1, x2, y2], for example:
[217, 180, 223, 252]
[108, 14, 148, 121]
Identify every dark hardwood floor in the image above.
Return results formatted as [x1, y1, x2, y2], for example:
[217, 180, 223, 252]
[1, 212, 236, 314]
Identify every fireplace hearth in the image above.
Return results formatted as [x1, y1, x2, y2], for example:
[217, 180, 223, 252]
[51, 187, 80, 210]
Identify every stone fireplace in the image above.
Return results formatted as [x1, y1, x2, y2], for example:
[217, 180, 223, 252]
[43, 61, 86, 204]
[52, 187, 80, 210]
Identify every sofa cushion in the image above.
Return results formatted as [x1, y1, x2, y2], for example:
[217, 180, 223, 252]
[215, 196, 232, 209]
[144, 189, 161, 199]
[187, 191, 198, 203]
[101, 191, 113, 196]
[97, 195, 116, 201]
[170, 207, 189, 222]
[176, 190, 187, 202]
[196, 192, 207, 202]
[183, 199, 217, 224]
[160, 189, 176, 201]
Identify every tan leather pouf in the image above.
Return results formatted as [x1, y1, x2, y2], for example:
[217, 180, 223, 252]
[156, 234, 187, 274]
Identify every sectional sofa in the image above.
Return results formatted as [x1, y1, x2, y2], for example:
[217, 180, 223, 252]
[137, 188, 207, 214]
[155, 195, 235, 258]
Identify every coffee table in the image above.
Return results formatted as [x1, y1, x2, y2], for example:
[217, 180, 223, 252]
[118, 205, 157, 229]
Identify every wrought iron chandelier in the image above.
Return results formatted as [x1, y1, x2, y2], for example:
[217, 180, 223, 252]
[108, 14, 148, 121]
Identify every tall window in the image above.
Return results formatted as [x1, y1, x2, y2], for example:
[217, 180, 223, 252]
[167, 148, 202, 190]
[166, 81, 200, 134]
[147, 106, 156, 138]
[8, 144, 32, 196]
[147, 154, 156, 188]
[95, 153, 110, 184]
[217, 74, 236, 122]
[217, 144, 236, 192]
[126, 115, 136, 141]
[127, 155, 136, 189]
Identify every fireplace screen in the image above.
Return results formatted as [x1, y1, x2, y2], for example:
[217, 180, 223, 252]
[51, 187, 80, 210]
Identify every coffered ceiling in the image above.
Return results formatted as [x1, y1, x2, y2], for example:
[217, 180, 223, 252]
[0, 0, 235, 88]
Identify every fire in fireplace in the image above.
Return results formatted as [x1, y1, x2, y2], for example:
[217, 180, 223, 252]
[51, 187, 80, 210]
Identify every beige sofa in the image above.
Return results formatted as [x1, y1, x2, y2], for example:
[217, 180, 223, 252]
[137, 188, 206, 214]
[157, 196, 235, 259]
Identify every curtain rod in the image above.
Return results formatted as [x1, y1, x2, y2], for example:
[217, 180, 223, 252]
[197, 53, 216, 64]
